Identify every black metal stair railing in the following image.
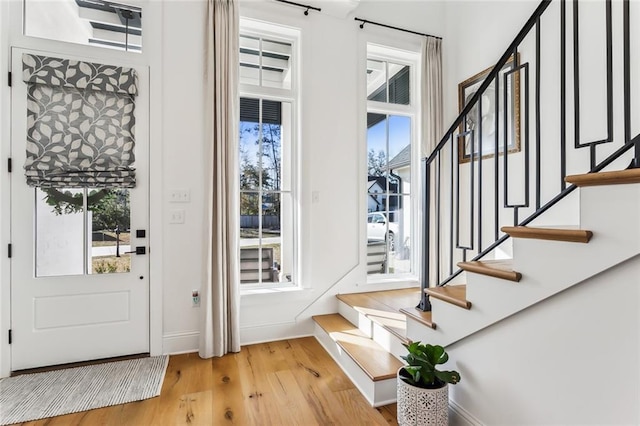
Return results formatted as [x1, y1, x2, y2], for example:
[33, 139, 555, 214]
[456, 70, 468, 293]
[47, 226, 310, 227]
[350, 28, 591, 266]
[418, 0, 639, 311]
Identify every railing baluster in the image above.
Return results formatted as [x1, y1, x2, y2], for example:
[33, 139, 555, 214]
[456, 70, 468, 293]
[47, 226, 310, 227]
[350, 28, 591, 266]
[419, 158, 431, 312]
[478, 89, 483, 254]
[560, 0, 567, 190]
[494, 74, 500, 241]
[573, 0, 580, 150]
[535, 17, 541, 210]
[436, 153, 441, 284]
[449, 133, 454, 278]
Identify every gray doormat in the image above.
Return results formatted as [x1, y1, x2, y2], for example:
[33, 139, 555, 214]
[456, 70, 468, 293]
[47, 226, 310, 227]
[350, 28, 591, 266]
[0, 355, 168, 425]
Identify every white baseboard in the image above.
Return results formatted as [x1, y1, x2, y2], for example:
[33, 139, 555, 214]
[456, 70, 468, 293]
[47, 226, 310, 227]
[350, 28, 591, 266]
[162, 331, 199, 355]
[449, 399, 484, 426]
[240, 319, 314, 345]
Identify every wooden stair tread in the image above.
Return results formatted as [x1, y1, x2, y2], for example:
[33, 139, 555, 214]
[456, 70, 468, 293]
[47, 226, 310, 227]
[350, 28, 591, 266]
[399, 307, 436, 330]
[458, 259, 522, 282]
[502, 226, 592, 243]
[337, 288, 421, 314]
[565, 168, 640, 187]
[425, 285, 471, 309]
[312, 314, 403, 381]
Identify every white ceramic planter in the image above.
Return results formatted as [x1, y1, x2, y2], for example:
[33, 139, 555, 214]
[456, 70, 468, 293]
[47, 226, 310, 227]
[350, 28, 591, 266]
[397, 368, 449, 426]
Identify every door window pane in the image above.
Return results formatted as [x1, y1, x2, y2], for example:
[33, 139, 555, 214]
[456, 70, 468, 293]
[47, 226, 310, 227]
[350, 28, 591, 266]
[35, 188, 85, 277]
[89, 189, 131, 274]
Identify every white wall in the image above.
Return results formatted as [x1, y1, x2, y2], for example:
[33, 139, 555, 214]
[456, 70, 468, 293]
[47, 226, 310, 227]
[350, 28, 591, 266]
[447, 255, 640, 425]
[159, 0, 207, 353]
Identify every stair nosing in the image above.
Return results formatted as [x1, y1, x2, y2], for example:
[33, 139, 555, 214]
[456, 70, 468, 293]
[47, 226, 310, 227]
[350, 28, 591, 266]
[501, 226, 593, 243]
[565, 168, 640, 187]
[424, 285, 472, 309]
[399, 307, 437, 330]
[458, 260, 522, 282]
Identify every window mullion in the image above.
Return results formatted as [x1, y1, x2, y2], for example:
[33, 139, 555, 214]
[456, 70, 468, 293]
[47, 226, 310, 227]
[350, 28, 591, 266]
[258, 100, 264, 285]
[83, 189, 88, 275]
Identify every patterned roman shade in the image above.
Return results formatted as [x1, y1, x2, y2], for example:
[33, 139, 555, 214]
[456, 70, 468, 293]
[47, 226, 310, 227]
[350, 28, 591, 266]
[22, 54, 138, 188]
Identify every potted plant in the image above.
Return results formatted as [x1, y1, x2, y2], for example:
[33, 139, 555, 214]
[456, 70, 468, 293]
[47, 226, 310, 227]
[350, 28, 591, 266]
[397, 341, 461, 426]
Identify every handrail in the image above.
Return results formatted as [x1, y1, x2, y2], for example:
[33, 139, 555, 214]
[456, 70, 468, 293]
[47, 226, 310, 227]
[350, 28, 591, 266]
[419, 0, 639, 311]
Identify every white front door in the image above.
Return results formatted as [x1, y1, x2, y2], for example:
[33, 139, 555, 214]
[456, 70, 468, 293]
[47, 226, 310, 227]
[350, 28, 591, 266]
[10, 48, 150, 371]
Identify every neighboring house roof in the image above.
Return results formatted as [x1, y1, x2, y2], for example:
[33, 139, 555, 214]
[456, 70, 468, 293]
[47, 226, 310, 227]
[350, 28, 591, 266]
[368, 176, 385, 192]
[388, 144, 411, 170]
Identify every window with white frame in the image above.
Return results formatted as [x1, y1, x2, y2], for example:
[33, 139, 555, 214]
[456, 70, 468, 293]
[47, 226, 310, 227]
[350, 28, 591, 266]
[366, 45, 418, 278]
[239, 20, 298, 287]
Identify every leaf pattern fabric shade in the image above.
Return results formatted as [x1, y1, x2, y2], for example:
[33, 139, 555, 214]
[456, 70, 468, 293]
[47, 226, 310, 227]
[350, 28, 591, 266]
[22, 54, 138, 188]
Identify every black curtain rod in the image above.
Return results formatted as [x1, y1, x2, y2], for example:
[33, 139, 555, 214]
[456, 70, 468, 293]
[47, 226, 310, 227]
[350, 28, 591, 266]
[354, 18, 442, 40]
[274, 0, 321, 15]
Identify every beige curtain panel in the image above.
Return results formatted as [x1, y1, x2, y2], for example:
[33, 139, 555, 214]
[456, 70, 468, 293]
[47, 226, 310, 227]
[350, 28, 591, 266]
[421, 37, 443, 158]
[421, 37, 444, 287]
[200, 0, 241, 358]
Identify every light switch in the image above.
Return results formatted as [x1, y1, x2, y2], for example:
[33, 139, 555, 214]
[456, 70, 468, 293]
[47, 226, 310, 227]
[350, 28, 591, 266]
[169, 209, 185, 224]
[169, 189, 190, 203]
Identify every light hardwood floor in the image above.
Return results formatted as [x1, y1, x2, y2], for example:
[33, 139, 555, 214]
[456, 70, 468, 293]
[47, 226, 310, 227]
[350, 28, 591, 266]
[19, 337, 398, 425]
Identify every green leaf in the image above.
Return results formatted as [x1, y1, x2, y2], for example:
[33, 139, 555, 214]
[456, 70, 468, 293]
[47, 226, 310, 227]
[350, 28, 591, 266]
[434, 369, 461, 385]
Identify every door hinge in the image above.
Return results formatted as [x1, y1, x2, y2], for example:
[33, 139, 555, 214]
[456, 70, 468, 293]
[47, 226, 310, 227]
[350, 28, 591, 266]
[7, 72, 11, 87]
[8, 329, 11, 345]
[7, 243, 11, 258]
[7, 158, 12, 173]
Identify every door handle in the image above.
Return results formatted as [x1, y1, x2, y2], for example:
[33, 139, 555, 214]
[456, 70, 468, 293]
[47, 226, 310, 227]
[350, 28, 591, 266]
[125, 246, 146, 255]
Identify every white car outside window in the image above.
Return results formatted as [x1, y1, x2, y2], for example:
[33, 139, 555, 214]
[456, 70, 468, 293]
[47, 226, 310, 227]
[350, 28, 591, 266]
[367, 212, 398, 250]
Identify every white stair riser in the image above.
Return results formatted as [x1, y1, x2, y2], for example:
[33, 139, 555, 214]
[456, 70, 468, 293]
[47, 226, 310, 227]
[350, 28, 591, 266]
[338, 299, 408, 359]
[580, 184, 640, 240]
[338, 300, 373, 337]
[313, 324, 397, 407]
[371, 321, 405, 360]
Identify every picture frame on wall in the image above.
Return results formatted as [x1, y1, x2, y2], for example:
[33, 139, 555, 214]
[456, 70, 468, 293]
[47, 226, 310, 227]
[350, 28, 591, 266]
[457, 54, 521, 164]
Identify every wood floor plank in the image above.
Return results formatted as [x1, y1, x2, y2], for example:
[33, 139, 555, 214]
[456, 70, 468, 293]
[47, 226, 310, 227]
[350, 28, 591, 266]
[286, 337, 357, 424]
[210, 351, 249, 425]
[334, 388, 394, 425]
[15, 338, 398, 426]
[267, 369, 321, 425]
[377, 403, 398, 424]
[287, 336, 355, 393]
[176, 390, 214, 425]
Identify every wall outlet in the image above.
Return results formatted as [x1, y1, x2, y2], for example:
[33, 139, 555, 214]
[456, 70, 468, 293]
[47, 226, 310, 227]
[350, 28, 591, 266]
[192, 290, 200, 307]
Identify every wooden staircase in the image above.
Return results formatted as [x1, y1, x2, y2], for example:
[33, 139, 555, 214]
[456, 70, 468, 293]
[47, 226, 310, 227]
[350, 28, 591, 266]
[313, 169, 640, 407]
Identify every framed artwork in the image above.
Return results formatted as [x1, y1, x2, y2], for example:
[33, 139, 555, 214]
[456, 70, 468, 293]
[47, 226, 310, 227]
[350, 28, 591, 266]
[457, 54, 521, 163]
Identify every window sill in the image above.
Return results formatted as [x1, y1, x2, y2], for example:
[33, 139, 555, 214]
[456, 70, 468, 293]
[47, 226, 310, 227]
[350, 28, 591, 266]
[240, 283, 304, 297]
[365, 274, 419, 287]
